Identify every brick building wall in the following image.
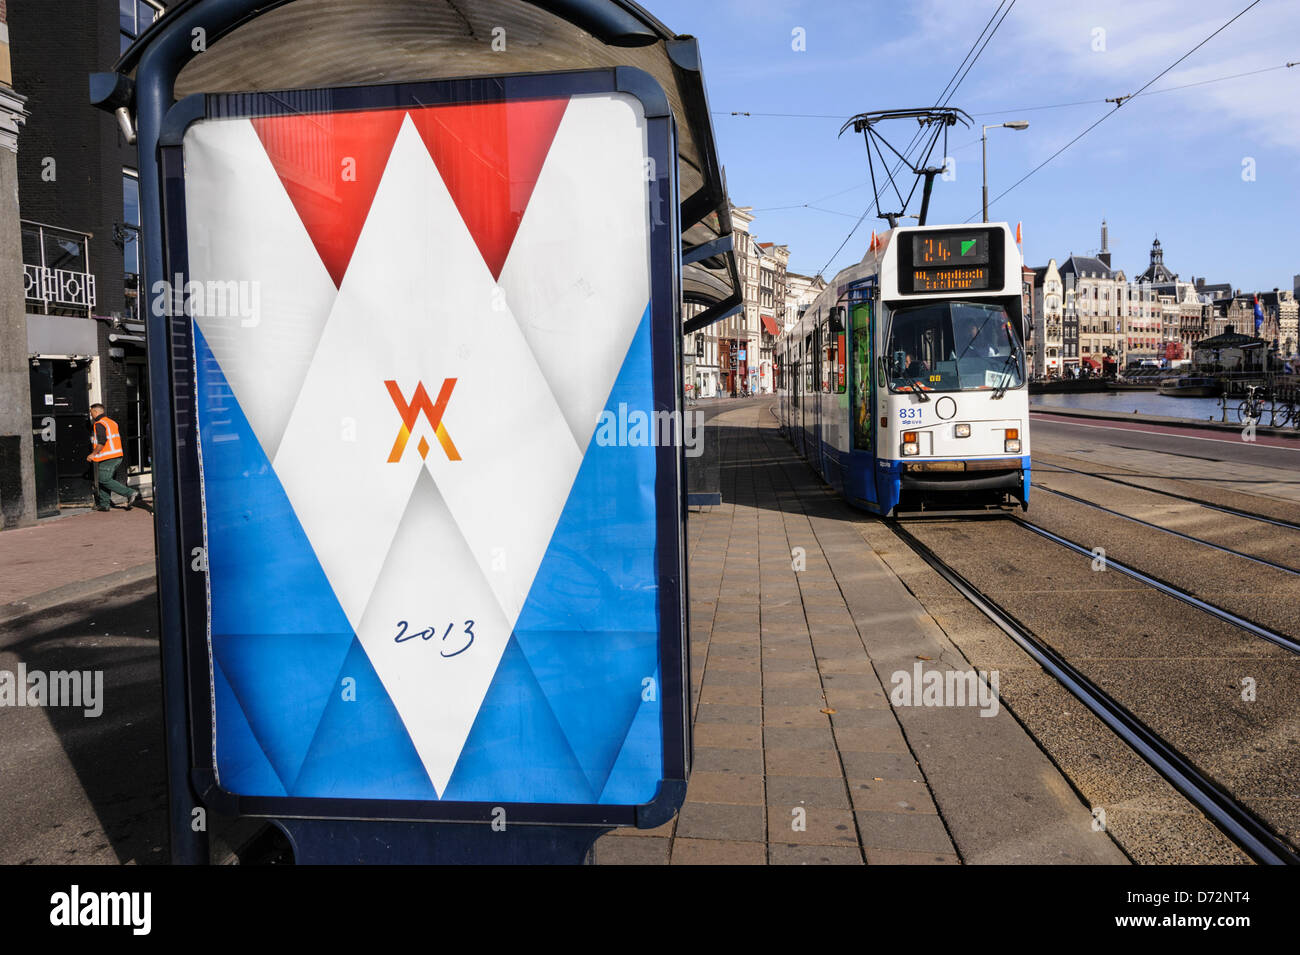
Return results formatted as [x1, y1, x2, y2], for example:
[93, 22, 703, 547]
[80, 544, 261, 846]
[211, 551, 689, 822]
[9, 1, 172, 497]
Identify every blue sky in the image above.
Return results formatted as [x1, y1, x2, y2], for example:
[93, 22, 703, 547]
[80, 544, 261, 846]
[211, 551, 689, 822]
[645, 0, 1300, 292]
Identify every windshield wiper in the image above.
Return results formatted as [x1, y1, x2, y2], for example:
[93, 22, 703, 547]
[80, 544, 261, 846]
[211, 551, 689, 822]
[900, 376, 931, 401]
[991, 353, 1020, 400]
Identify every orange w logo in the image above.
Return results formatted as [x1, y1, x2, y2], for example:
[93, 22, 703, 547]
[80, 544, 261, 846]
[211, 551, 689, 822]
[385, 378, 462, 462]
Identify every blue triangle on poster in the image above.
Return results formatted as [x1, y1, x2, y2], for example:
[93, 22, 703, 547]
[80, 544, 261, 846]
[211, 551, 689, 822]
[442, 636, 595, 803]
[599, 665, 663, 804]
[291, 637, 437, 799]
[196, 326, 356, 793]
[194, 325, 353, 638]
[511, 304, 661, 797]
[213, 657, 286, 798]
[214, 633, 354, 792]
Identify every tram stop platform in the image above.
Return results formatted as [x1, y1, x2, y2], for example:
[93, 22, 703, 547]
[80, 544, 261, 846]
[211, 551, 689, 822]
[594, 400, 1127, 865]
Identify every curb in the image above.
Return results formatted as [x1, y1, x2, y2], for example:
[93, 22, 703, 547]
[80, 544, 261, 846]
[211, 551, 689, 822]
[1030, 405, 1300, 440]
[0, 561, 157, 630]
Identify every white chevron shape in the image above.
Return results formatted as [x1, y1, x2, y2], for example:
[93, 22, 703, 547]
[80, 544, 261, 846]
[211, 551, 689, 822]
[498, 93, 653, 453]
[356, 469, 514, 797]
[183, 117, 340, 462]
[270, 115, 582, 792]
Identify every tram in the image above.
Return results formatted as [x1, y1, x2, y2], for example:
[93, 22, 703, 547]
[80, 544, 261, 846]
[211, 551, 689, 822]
[778, 222, 1030, 516]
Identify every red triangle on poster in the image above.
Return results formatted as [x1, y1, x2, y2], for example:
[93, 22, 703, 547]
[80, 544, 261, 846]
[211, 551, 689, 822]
[408, 98, 570, 281]
[252, 109, 407, 288]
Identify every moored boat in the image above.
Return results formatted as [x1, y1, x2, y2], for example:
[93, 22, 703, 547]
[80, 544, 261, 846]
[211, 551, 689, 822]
[1157, 376, 1222, 397]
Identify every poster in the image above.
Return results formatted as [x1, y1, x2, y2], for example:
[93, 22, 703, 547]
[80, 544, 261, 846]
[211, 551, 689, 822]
[171, 78, 681, 814]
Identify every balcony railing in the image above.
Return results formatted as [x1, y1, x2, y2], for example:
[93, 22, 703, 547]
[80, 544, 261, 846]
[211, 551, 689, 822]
[22, 219, 96, 317]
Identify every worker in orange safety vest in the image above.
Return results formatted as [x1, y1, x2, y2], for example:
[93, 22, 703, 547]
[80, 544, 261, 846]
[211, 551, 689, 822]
[88, 403, 142, 512]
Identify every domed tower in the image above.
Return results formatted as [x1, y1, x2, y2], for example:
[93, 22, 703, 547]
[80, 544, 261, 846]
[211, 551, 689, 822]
[1137, 236, 1175, 285]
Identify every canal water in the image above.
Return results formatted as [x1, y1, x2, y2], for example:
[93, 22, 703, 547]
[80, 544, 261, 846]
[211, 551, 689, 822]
[1032, 390, 1231, 422]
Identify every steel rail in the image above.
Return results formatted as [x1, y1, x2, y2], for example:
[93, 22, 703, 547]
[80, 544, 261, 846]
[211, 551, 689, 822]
[1036, 462, 1300, 531]
[1007, 516, 1300, 655]
[889, 520, 1300, 866]
[1032, 484, 1300, 578]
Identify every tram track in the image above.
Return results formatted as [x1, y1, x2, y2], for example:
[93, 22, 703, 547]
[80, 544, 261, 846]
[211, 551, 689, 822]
[1025, 461, 1300, 641]
[1007, 512, 1300, 654]
[1030, 484, 1300, 579]
[766, 394, 1300, 861]
[1036, 461, 1300, 531]
[889, 515, 1300, 866]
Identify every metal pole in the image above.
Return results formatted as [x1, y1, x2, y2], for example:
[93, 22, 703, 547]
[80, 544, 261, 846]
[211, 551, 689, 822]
[91, 433, 99, 507]
[82, 230, 93, 319]
[982, 126, 989, 223]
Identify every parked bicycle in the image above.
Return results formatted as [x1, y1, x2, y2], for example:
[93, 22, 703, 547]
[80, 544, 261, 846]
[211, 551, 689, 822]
[1272, 385, 1300, 428]
[1268, 396, 1298, 428]
[1237, 385, 1265, 424]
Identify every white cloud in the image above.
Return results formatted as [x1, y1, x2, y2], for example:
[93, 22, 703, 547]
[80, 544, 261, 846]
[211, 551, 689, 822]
[955, 0, 1300, 151]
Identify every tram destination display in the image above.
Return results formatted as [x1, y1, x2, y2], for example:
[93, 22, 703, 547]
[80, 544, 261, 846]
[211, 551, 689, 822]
[913, 231, 989, 266]
[911, 265, 990, 292]
[897, 227, 1003, 294]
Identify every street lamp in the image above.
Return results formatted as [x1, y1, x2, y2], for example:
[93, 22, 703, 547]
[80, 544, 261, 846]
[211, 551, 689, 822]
[982, 120, 1029, 223]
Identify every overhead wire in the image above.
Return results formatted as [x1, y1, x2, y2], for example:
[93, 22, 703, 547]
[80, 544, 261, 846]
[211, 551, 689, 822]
[969, 0, 1265, 222]
[714, 61, 1296, 123]
[815, 0, 1016, 276]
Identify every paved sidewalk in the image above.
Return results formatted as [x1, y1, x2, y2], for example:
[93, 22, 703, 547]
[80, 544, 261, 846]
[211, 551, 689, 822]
[2, 402, 1119, 865]
[594, 401, 1123, 865]
[0, 505, 156, 616]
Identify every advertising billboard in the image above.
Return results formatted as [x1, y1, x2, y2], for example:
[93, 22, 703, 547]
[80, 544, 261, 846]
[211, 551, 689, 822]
[156, 70, 688, 825]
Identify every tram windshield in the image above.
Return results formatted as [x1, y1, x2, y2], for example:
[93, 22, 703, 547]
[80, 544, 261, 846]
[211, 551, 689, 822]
[886, 300, 1024, 393]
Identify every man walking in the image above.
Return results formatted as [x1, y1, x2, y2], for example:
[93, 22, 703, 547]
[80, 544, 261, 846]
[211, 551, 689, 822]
[87, 403, 142, 512]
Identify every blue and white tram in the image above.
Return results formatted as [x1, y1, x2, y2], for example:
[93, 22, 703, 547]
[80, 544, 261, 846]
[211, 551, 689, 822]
[777, 222, 1030, 516]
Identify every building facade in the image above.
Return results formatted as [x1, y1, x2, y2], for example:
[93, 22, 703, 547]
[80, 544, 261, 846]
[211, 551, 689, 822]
[754, 241, 787, 394]
[1030, 259, 1063, 377]
[1031, 227, 1298, 371]
[1038, 230, 1235, 370]
[1059, 254, 1121, 371]
[784, 270, 823, 331]
[1132, 237, 1217, 360]
[5, 0, 171, 521]
[685, 204, 795, 397]
[0, 0, 34, 527]
[1259, 289, 1298, 356]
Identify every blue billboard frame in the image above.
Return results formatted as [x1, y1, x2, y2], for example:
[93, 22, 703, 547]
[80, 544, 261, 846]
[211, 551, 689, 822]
[145, 66, 689, 856]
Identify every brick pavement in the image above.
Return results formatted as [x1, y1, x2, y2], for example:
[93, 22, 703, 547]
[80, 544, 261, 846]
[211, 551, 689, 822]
[0, 505, 155, 608]
[594, 399, 1130, 865]
[2, 400, 1116, 863]
[593, 401, 960, 865]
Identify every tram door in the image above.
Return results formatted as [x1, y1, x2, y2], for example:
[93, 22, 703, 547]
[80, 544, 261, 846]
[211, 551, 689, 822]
[811, 323, 822, 472]
[849, 299, 877, 505]
[826, 307, 846, 491]
[795, 332, 806, 459]
[787, 342, 796, 442]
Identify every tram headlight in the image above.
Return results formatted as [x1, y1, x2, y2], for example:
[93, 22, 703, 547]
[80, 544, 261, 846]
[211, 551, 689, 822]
[954, 423, 971, 438]
[902, 431, 919, 455]
[1005, 428, 1021, 453]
